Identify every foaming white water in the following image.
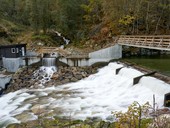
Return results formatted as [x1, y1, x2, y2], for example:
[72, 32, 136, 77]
[0, 66, 56, 127]
[0, 90, 36, 127]
[53, 30, 70, 47]
[33, 66, 56, 85]
[0, 62, 170, 127]
[119, 67, 144, 78]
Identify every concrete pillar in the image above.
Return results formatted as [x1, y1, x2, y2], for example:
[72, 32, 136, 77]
[0, 74, 11, 89]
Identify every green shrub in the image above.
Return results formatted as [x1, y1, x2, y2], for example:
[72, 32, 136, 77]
[112, 101, 151, 128]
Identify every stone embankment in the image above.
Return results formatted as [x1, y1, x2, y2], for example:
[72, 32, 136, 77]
[5, 65, 99, 93]
[7, 117, 115, 128]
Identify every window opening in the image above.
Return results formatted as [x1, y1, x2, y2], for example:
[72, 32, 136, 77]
[11, 48, 15, 53]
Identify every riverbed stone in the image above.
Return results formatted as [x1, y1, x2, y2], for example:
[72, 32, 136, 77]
[31, 104, 46, 115]
[7, 123, 26, 128]
[74, 74, 83, 80]
[71, 77, 78, 82]
[15, 112, 38, 123]
[61, 78, 70, 84]
[51, 73, 59, 80]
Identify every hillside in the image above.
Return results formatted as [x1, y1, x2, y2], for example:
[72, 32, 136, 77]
[0, 0, 169, 52]
[0, 18, 114, 54]
[0, 19, 70, 51]
[0, 18, 24, 45]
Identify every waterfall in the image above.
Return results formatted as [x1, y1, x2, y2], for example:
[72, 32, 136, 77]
[53, 30, 70, 48]
[33, 66, 57, 85]
[42, 58, 56, 67]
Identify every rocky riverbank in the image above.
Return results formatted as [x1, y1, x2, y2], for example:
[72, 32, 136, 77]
[7, 117, 115, 128]
[5, 65, 99, 93]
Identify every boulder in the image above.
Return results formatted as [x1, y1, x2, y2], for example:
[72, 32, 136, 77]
[74, 74, 83, 80]
[71, 77, 78, 82]
[15, 112, 37, 123]
[61, 79, 70, 84]
[51, 74, 59, 80]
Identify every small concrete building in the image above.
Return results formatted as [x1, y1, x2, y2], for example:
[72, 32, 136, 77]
[0, 44, 26, 72]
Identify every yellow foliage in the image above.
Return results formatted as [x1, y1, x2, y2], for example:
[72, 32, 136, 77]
[112, 101, 151, 128]
[119, 15, 135, 26]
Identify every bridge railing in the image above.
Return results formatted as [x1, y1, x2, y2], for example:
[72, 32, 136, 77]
[117, 35, 170, 50]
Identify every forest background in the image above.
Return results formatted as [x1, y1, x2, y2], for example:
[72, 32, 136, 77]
[0, 0, 169, 47]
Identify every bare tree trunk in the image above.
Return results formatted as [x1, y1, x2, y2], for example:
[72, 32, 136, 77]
[145, 2, 150, 34]
[132, 22, 135, 34]
[154, 15, 161, 35]
[154, 9, 164, 35]
[135, 0, 142, 34]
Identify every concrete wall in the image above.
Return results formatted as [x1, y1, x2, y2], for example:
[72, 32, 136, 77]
[3, 58, 22, 72]
[0, 74, 11, 89]
[2, 57, 41, 72]
[26, 51, 38, 56]
[28, 57, 40, 65]
[59, 58, 89, 67]
[88, 44, 122, 65]
[59, 44, 122, 66]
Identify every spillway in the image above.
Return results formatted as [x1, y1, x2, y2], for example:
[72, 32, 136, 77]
[0, 62, 170, 127]
[42, 58, 56, 67]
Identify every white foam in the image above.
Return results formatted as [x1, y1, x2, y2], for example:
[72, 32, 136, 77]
[119, 67, 144, 78]
[0, 62, 170, 127]
[54, 30, 70, 45]
[0, 90, 34, 127]
[33, 66, 56, 85]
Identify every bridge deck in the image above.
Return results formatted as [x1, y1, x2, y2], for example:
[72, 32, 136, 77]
[118, 35, 170, 51]
[38, 47, 71, 56]
[39, 47, 89, 59]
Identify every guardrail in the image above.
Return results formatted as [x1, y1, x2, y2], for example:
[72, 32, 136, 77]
[117, 35, 170, 51]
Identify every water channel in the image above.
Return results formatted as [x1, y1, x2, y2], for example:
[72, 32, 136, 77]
[123, 54, 170, 76]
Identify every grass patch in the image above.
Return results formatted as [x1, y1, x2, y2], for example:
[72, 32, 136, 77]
[32, 34, 51, 41]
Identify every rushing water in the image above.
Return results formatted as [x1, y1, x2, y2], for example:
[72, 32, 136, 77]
[42, 58, 56, 67]
[123, 55, 170, 76]
[0, 62, 170, 127]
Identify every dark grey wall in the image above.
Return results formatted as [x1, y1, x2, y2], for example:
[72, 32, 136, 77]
[0, 44, 26, 58]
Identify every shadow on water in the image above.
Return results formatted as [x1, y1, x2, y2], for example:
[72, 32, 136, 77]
[123, 54, 170, 76]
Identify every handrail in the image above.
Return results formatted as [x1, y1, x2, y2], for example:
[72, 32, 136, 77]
[117, 35, 170, 51]
[119, 35, 170, 37]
